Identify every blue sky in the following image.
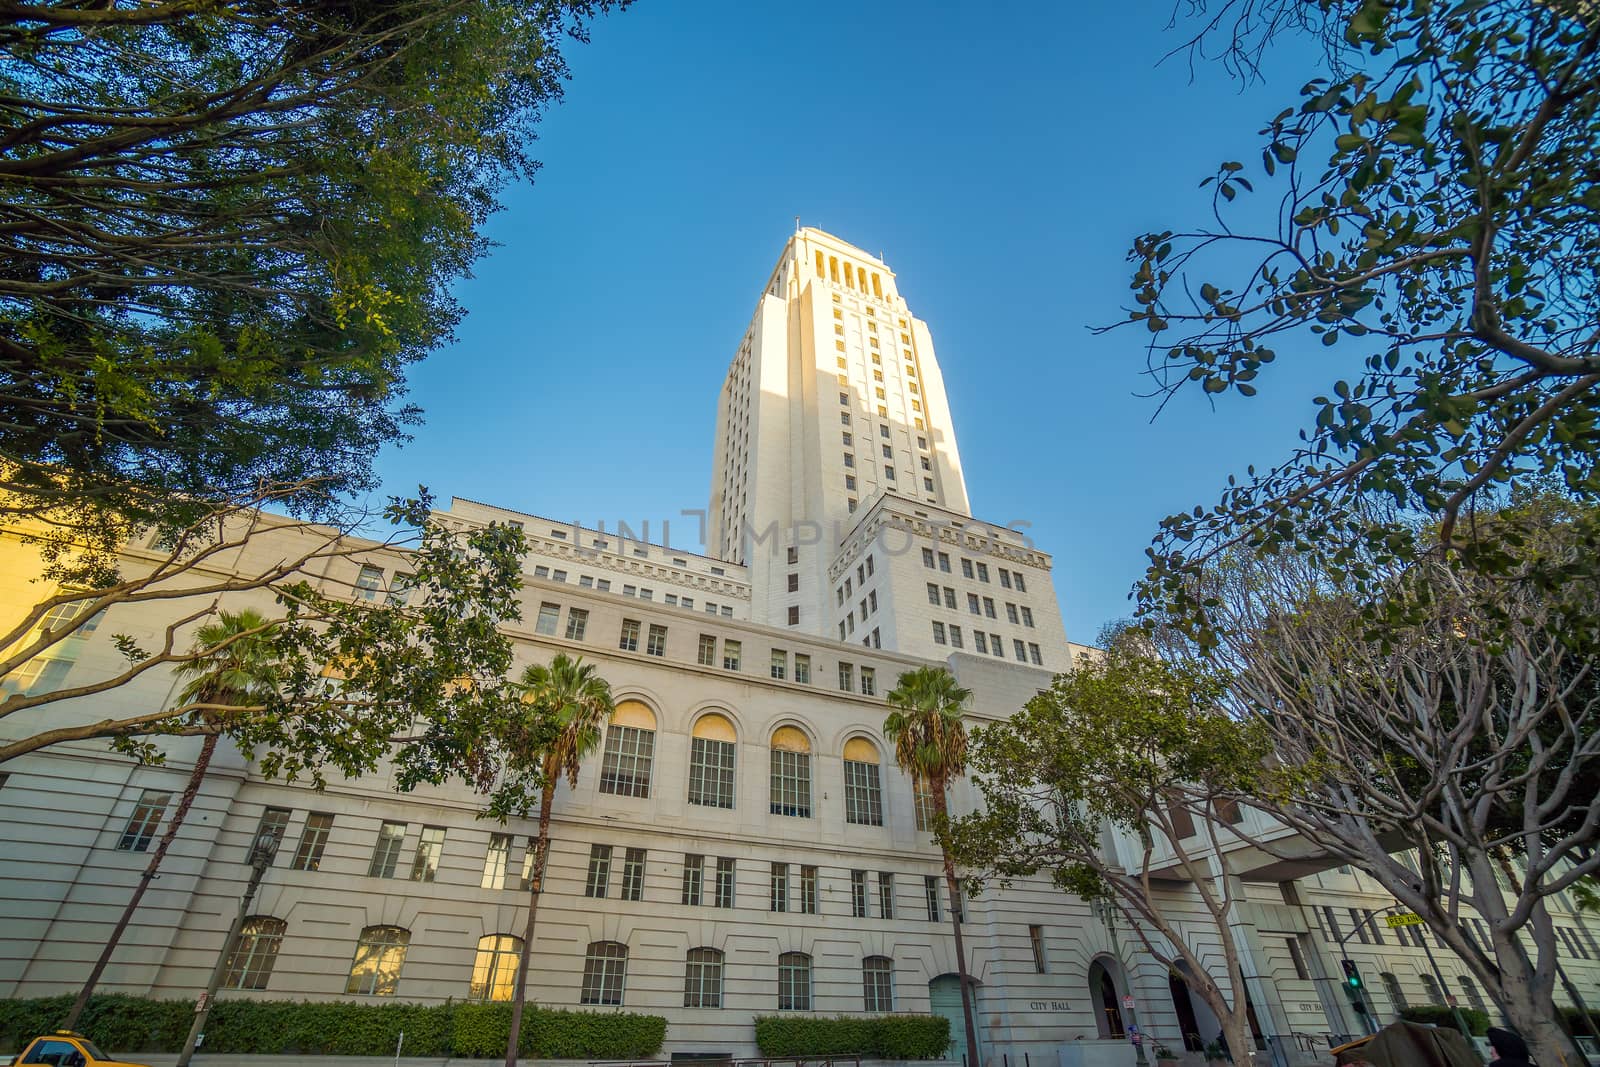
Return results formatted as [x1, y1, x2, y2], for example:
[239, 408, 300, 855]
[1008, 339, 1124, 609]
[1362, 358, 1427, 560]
[373, 1, 1337, 643]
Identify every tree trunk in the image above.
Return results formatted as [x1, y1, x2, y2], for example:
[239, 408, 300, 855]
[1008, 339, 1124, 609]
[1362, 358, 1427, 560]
[504, 786, 555, 1067]
[62, 731, 219, 1030]
[1482, 849, 1586, 1066]
[936, 790, 982, 1067]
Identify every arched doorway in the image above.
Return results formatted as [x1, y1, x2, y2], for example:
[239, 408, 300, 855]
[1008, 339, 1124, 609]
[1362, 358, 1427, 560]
[1168, 972, 1204, 1052]
[1087, 958, 1125, 1039]
[929, 974, 984, 1067]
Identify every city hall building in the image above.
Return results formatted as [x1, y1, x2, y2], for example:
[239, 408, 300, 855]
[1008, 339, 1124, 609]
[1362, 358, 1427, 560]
[1, 228, 1597, 1066]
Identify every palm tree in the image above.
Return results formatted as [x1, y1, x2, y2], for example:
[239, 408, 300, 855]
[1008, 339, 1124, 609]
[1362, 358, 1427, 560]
[504, 653, 614, 1067]
[64, 608, 280, 1028]
[884, 665, 980, 1067]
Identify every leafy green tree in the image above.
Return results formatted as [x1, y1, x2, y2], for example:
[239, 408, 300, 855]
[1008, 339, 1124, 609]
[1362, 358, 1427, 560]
[1118, 0, 1600, 628]
[0, 0, 622, 573]
[1156, 506, 1600, 1065]
[947, 638, 1268, 1066]
[501, 653, 614, 1067]
[883, 666, 980, 1067]
[0, 489, 529, 803]
[63, 609, 283, 1029]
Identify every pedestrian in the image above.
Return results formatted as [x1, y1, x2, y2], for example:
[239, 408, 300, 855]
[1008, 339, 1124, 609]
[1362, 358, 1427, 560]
[1486, 1027, 1534, 1067]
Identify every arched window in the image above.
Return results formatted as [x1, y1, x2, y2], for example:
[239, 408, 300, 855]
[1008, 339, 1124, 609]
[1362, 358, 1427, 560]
[469, 934, 523, 1001]
[862, 955, 894, 1012]
[223, 916, 285, 990]
[843, 737, 883, 826]
[778, 951, 812, 1010]
[581, 941, 628, 1005]
[1458, 975, 1486, 1013]
[1380, 971, 1408, 1014]
[599, 701, 655, 798]
[683, 947, 724, 1008]
[770, 726, 812, 818]
[688, 713, 737, 809]
[346, 925, 409, 996]
[1418, 972, 1444, 1005]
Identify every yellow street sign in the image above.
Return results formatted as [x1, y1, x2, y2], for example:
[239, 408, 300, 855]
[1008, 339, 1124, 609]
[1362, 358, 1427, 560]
[1385, 913, 1424, 927]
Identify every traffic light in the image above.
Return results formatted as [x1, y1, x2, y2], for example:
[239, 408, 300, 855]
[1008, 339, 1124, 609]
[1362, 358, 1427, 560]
[1341, 959, 1369, 1015]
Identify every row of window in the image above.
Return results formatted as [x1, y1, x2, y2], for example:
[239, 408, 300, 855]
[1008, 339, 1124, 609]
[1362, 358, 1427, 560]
[931, 622, 1043, 665]
[925, 584, 1035, 627]
[921, 549, 1028, 591]
[231, 913, 899, 1013]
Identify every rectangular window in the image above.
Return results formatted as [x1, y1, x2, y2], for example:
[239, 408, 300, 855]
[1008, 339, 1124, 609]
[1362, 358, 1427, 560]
[618, 619, 640, 652]
[999, 570, 1012, 589]
[938, 552, 950, 572]
[771, 862, 790, 912]
[1348, 907, 1370, 944]
[355, 564, 384, 601]
[974, 632, 988, 654]
[845, 760, 884, 825]
[697, 634, 716, 666]
[367, 821, 407, 878]
[622, 848, 647, 902]
[860, 667, 876, 696]
[723, 639, 741, 671]
[1029, 643, 1042, 665]
[1321, 905, 1343, 942]
[851, 870, 869, 918]
[598, 725, 654, 798]
[1014, 639, 1027, 662]
[535, 602, 561, 636]
[800, 865, 818, 914]
[580, 574, 594, 588]
[771, 649, 787, 680]
[1030, 925, 1048, 972]
[961, 558, 974, 578]
[1006, 603, 1020, 624]
[410, 826, 445, 883]
[984, 597, 996, 618]
[927, 582, 941, 605]
[682, 854, 704, 905]
[991, 634, 1004, 658]
[585, 844, 613, 897]
[482, 832, 511, 889]
[117, 789, 171, 852]
[646, 624, 667, 657]
[878, 872, 895, 919]
[968, 593, 981, 615]
[714, 857, 735, 908]
[1022, 607, 1035, 627]
[925, 875, 941, 921]
[564, 608, 588, 641]
[1015, 572, 1028, 592]
[949, 625, 964, 649]
[922, 548, 935, 568]
[977, 562, 989, 583]
[787, 572, 799, 592]
[688, 736, 736, 809]
[838, 662, 853, 691]
[794, 654, 811, 684]
[788, 605, 800, 625]
[292, 812, 334, 872]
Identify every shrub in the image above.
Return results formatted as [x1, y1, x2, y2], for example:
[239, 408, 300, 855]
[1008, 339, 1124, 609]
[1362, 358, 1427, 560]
[0, 996, 666, 1058]
[1400, 1005, 1490, 1036]
[754, 1014, 949, 1058]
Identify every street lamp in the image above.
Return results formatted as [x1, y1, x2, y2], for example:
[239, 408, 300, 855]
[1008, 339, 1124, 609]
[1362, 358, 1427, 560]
[174, 827, 281, 1067]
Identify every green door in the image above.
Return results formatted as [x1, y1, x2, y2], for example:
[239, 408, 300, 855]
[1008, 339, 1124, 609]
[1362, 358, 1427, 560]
[930, 975, 982, 1066]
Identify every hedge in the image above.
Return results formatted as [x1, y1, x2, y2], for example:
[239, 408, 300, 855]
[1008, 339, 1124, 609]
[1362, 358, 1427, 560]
[1400, 1005, 1491, 1036]
[0, 995, 666, 1058]
[754, 1014, 949, 1058]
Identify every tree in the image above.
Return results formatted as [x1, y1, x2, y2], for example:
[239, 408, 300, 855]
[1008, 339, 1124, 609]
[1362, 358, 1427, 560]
[1156, 508, 1600, 1065]
[947, 640, 1269, 1067]
[1115, 0, 1600, 624]
[0, 485, 528, 801]
[501, 653, 614, 1067]
[882, 666, 981, 1067]
[0, 0, 622, 569]
[63, 608, 283, 1029]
